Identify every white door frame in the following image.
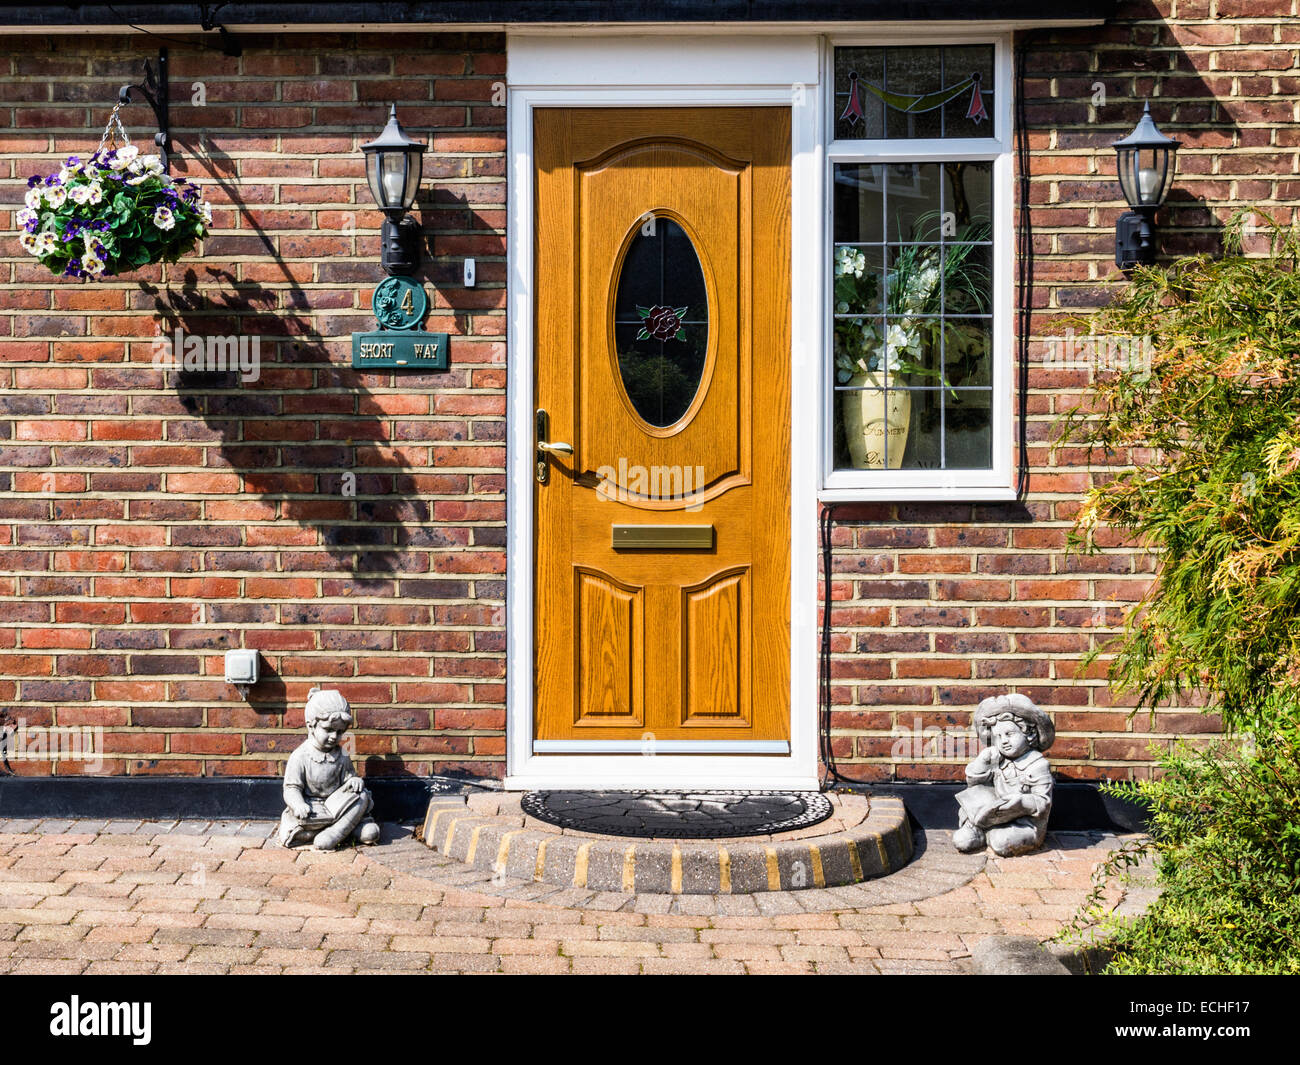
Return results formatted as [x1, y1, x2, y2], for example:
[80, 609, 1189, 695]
[504, 34, 824, 790]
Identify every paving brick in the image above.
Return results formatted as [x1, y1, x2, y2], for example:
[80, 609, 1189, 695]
[325, 950, 431, 970]
[568, 958, 643, 975]
[428, 952, 502, 973]
[561, 939, 660, 958]
[643, 958, 747, 975]
[711, 943, 785, 962]
[743, 960, 817, 974]
[0, 822, 1155, 976]
[499, 955, 573, 974]
[489, 938, 561, 956]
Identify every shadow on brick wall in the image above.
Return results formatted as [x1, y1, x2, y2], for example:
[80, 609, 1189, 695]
[140, 136, 425, 580]
[1029, 8, 1244, 267]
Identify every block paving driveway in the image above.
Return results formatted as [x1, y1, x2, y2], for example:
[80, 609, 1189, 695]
[0, 819, 1144, 975]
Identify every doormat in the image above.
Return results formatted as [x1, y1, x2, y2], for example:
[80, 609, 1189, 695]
[520, 790, 834, 839]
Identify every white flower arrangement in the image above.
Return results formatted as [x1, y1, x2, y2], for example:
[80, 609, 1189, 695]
[833, 217, 992, 388]
[16, 145, 208, 278]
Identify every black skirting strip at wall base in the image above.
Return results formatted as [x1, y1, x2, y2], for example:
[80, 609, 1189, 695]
[0, 776, 1145, 832]
[857, 781, 1149, 833]
[0, 776, 465, 822]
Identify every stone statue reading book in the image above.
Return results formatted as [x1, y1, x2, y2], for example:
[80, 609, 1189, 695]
[953, 694, 1055, 858]
[278, 687, 380, 850]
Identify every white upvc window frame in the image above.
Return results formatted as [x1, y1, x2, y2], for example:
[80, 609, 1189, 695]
[819, 33, 1017, 502]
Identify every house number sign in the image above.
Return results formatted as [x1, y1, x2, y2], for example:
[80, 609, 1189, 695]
[351, 276, 450, 370]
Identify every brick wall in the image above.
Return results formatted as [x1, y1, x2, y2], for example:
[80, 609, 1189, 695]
[823, 0, 1290, 782]
[1, 5, 1290, 785]
[0, 32, 509, 778]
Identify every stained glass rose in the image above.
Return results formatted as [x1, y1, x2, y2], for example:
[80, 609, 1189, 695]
[636, 304, 688, 343]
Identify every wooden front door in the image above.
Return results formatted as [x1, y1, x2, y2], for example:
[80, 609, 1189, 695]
[533, 107, 791, 748]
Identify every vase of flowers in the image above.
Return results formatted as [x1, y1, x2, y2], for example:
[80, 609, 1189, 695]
[833, 245, 924, 468]
[834, 219, 991, 469]
[841, 368, 913, 469]
[15, 107, 209, 280]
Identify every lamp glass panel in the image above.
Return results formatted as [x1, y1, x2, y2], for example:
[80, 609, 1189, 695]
[379, 152, 408, 209]
[365, 153, 383, 209]
[1116, 148, 1139, 207]
[1154, 149, 1174, 205]
[403, 151, 423, 209]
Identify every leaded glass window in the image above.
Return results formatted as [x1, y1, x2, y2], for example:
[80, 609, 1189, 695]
[829, 43, 1001, 479]
[613, 217, 709, 428]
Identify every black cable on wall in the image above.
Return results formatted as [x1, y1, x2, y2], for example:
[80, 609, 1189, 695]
[819, 32, 1043, 789]
[1014, 29, 1043, 500]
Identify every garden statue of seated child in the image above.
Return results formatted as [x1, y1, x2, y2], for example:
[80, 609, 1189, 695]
[278, 687, 380, 850]
[953, 693, 1055, 858]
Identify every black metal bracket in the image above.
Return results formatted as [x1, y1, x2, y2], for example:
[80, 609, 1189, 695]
[199, 2, 244, 58]
[1115, 207, 1157, 271]
[380, 213, 423, 276]
[118, 47, 170, 173]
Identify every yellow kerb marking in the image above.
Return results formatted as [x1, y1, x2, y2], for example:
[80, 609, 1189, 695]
[847, 839, 864, 882]
[440, 816, 464, 854]
[671, 847, 682, 895]
[718, 848, 732, 893]
[764, 847, 780, 891]
[465, 824, 485, 864]
[426, 808, 459, 851]
[622, 845, 637, 893]
[871, 831, 889, 870]
[495, 830, 522, 877]
[574, 842, 591, 888]
[534, 838, 549, 882]
[808, 844, 826, 888]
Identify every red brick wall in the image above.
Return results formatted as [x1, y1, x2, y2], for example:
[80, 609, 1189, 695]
[823, 0, 1287, 783]
[0, 6, 1289, 785]
[0, 32, 508, 778]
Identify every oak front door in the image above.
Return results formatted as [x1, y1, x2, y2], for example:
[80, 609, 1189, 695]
[533, 107, 791, 751]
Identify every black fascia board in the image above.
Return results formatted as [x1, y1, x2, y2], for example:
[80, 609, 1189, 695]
[0, 1, 1120, 29]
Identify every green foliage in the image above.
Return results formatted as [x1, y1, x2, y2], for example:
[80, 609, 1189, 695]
[1058, 210, 1300, 974]
[1063, 735, 1300, 975]
[1060, 210, 1300, 735]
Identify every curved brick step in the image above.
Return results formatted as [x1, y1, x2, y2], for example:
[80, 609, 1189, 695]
[420, 792, 913, 894]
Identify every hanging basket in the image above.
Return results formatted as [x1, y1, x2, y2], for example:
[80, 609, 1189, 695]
[15, 101, 210, 279]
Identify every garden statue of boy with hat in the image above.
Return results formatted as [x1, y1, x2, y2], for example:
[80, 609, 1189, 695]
[953, 693, 1055, 858]
[278, 687, 380, 850]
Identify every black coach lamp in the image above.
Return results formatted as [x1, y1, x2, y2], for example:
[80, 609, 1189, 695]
[361, 104, 427, 276]
[1112, 102, 1180, 270]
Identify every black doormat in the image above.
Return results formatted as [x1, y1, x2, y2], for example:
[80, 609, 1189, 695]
[521, 790, 834, 839]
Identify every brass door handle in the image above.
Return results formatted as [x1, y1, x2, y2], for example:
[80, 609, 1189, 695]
[535, 408, 572, 484]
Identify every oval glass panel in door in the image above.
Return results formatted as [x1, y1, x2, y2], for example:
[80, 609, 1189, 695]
[613, 217, 709, 428]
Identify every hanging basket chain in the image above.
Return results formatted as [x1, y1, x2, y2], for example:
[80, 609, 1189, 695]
[94, 100, 133, 159]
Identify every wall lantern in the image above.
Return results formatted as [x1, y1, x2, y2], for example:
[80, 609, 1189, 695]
[361, 104, 428, 276]
[1112, 102, 1180, 270]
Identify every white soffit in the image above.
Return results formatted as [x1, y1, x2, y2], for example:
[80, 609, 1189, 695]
[508, 33, 821, 89]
